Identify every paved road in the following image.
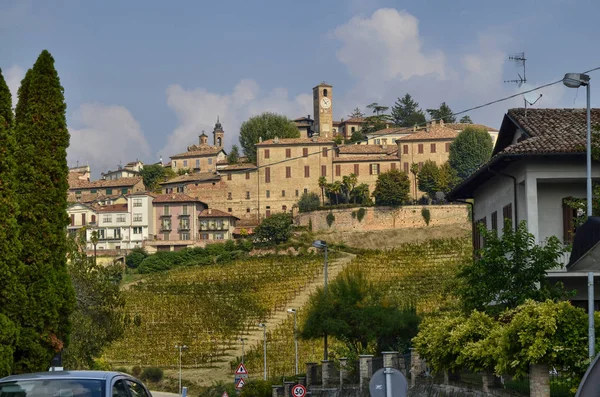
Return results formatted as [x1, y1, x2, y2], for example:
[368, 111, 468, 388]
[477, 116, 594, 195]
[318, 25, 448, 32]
[151, 392, 180, 397]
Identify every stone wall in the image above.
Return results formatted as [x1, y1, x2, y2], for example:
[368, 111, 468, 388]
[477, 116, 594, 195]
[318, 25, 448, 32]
[296, 205, 469, 232]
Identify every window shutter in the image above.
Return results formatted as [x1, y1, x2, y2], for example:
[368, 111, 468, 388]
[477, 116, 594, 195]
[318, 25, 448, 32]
[562, 198, 576, 244]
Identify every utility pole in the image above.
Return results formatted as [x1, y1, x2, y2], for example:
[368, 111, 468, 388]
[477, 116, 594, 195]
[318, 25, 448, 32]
[175, 344, 188, 396]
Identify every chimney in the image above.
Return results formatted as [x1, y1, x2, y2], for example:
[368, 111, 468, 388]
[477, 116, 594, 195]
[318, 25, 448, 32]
[259, 136, 263, 143]
[208, 208, 212, 215]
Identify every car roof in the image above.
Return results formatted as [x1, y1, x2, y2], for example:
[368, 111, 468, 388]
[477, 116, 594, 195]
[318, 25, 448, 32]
[0, 371, 130, 383]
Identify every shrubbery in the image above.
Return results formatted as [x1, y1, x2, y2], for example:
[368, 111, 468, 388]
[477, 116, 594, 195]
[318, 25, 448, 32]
[126, 248, 148, 269]
[140, 367, 163, 382]
[297, 192, 321, 213]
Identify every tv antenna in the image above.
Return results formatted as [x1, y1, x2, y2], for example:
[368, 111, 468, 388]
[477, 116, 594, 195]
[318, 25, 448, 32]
[504, 52, 541, 113]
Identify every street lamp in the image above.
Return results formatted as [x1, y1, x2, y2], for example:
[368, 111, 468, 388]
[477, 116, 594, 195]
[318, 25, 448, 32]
[258, 323, 267, 380]
[312, 240, 328, 361]
[174, 344, 188, 396]
[287, 308, 299, 375]
[239, 338, 247, 363]
[563, 72, 595, 360]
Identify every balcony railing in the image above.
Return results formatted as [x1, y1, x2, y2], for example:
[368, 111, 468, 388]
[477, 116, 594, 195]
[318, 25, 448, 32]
[160, 226, 172, 232]
[178, 225, 191, 231]
[160, 214, 172, 218]
[178, 213, 190, 218]
[199, 225, 226, 231]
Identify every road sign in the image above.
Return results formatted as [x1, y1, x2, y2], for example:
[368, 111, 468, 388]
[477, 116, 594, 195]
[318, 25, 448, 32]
[182, 387, 187, 397]
[235, 378, 246, 390]
[235, 362, 248, 375]
[221, 392, 229, 397]
[369, 367, 407, 397]
[291, 384, 307, 397]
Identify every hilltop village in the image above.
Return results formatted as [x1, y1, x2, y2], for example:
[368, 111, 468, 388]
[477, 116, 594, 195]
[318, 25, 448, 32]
[67, 82, 497, 252]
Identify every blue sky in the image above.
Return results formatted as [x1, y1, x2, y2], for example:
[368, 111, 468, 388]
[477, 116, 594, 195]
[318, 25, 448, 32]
[2, 0, 599, 175]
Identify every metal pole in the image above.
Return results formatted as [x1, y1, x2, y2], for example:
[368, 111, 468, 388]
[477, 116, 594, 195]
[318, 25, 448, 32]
[587, 82, 592, 217]
[179, 346, 182, 396]
[589, 272, 595, 360]
[385, 368, 393, 397]
[263, 327, 267, 381]
[294, 311, 299, 375]
[324, 246, 328, 361]
[241, 339, 245, 364]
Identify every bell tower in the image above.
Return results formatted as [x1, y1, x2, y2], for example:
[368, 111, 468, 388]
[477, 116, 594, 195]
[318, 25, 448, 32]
[313, 82, 333, 137]
[213, 116, 224, 147]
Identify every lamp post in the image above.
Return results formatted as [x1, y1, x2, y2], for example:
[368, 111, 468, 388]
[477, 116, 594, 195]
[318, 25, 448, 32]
[174, 344, 188, 396]
[563, 72, 595, 360]
[239, 338, 247, 363]
[287, 308, 299, 375]
[258, 323, 267, 380]
[312, 240, 328, 360]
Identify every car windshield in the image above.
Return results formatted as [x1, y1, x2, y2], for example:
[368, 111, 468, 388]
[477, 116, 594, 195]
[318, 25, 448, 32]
[0, 379, 104, 397]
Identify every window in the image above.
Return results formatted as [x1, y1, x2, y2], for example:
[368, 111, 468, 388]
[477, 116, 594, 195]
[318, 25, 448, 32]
[113, 228, 121, 239]
[114, 380, 129, 397]
[133, 199, 142, 207]
[228, 208, 232, 212]
[370, 164, 380, 175]
[562, 199, 577, 244]
[75, 190, 82, 195]
[126, 380, 150, 397]
[200, 233, 208, 240]
[418, 144, 423, 154]
[246, 208, 251, 213]
[179, 218, 190, 230]
[163, 232, 169, 241]
[70, 214, 75, 226]
[103, 215, 112, 223]
[430, 143, 436, 153]
[183, 160, 188, 167]
[173, 161, 177, 168]
[122, 188, 129, 194]
[196, 159, 200, 169]
[503, 203, 513, 230]
[245, 172, 250, 180]
[91, 215, 96, 224]
[304, 188, 308, 194]
[281, 190, 286, 197]
[304, 166, 310, 178]
[164, 205, 170, 215]
[322, 147, 328, 157]
[180, 233, 190, 240]
[418, 162, 424, 170]
[227, 173, 232, 181]
[286, 148, 291, 158]
[208, 158, 213, 165]
[264, 149, 270, 159]
[246, 191, 250, 199]
[265, 167, 271, 183]
[303, 148, 309, 157]
[227, 192, 232, 200]
[445, 142, 451, 152]
[286, 167, 292, 178]
[473, 217, 486, 251]
[106, 189, 113, 195]
[182, 205, 188, 215]
[176, 186, 184, 193]
[403, 145, 408, 154]
[266, 190, 270, 198]
[117, 214, 126, 223]
[282, 205, 287, 211]
[214, 233, 224, 240]
[81, 213, 86, 225]
[133, 213, 142, 222]
[295, 189, 299, 197]
[133, 227, 142, 234]
[161, 218, 171, 231]
[391, 163, 396, 170]
[91, 189, 97, 194]
[335, 164, 341, 176]
[404, 162, 409, 173]
[323, 88, 328, 97]
[351, 126, 356, 133]
[375, 139, 380, 145]
[354, 164, 359, 176]
[321, 165, 327, 177]
[491, 211, 498, 232]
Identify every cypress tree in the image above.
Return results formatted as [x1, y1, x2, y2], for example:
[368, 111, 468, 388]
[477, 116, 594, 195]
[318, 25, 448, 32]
[13, 50, 75, 372]
[0, 68, 25, 376]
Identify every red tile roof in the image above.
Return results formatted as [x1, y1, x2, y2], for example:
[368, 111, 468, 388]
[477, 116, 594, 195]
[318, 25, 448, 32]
[69, 176, 143, 190]
[337, 144, 398, 155]
[367, 127, 414, 136]
[341, 117, 364, 124]
[397, 124, 458, 141]
[153, 193, 205, 204]
[198, 209, 240, 219]
[333, 155, 399, 163]
[97, 204, 128, 213]
[256, 137, 334, 146]
[160, 172, 220, 185]
[171, 145, 223, 158]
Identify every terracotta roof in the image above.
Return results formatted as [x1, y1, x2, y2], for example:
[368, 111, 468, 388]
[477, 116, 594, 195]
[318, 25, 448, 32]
[333, 121, 341, 126]
[71, 193, 125, 205]
[153, 193, 206, 204]
[338, 144, 398, 155]
[171, 145, 223, 159]
[367, 127, 414, 136]
[341, 117, 364, 124]
[160, 172, 220, 185]
[97, 204, 128, 213]
[333, 155, 399, 163]
[256, 137, 334, 146]
[397, 125, 458, 141]
[219, 163, 257, 171]
[70, 176, 143, 190]
[198, 209, 240, 219]
[446, 123, 499, 132]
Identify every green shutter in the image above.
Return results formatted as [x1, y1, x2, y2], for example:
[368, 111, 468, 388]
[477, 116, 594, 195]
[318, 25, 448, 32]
[121, 188, 128, 194]
[91, 189, 97, 194]
[106, 189, 113, 195]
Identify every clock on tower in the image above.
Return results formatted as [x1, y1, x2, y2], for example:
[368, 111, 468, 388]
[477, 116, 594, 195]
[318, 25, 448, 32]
[313, 82, 333, 138]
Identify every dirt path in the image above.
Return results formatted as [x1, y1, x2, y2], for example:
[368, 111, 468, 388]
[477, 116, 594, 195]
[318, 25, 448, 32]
[163, 251, 356, 386]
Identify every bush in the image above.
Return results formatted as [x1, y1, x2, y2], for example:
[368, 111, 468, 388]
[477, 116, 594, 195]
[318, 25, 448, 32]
[141, 367, 164, 383]
[239, 380, 273, 397]
[131, 365, 142, 377]
[254, 213, 292, 246]
[126, 248, 148, 269]
[356, 207, 366, 222]
[326, 212, 335, 227]
[114, 367, 128, 374]
[298, 192, 321, 213]
[421, 208, 431, 226]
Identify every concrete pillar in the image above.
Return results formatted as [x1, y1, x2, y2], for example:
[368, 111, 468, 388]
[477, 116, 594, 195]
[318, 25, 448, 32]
[284, 381, 295, 397]
[297, 376, 306, 387]
[382, 351, 399, 369]
[272, 385, 283, 397]
[321, 360, 331, 387]
[359, 354, 374, 389]
[339, 357, 348, 386]
[305, 362, 317, 386]
[530, 364, 550, 397]
[525, 173, 538, 239]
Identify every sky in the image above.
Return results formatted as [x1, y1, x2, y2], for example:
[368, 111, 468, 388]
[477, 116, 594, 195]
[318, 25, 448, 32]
[2, 0, 600, 177]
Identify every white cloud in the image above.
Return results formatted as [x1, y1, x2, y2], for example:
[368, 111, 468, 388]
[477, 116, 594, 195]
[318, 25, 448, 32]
[160, 80, 312, 159]
[68, 103, 151, 176]
[4, 65, 24, 104]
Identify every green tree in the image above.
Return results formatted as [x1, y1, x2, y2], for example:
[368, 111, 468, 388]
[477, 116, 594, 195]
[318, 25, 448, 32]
[139, 163, 171, 192]
[455, 220, 568, 316]
[297, 192, 321, 213]
[301, 268, 420, 354]
[427, 102, 456, 123]
[318, 176, 327, 206]
[413, 312, 465, 373]
[417, 160, 440, 199]
[13, 50, 76, 372]
[459, 115, 473, 124]
[350, 129, 364, 143]
[410, 163, 419, 201]
[239, 112, 299, 163]
[437, 162, 460, 196]
[62, 232, 125, 369]
[391, 94, 426, 127]
[0, 67, 25, 376]
[372, 169, 410, 206]
[227, 144, 240, 164]
[342, 173, 358, 202]
[326, 181, 343, 205]
[449, 126, 493, 180]
[253, 213, 292, 246]
[348, 108, 365, 118]
[362, 103, 392, 133]
[125, 247, 148, 269]
[350, 183, 371, 205]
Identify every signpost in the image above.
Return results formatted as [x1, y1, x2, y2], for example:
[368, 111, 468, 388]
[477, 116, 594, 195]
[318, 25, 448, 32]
[221, 392, 229, 397]
[369, 368, 407, 397]
[291, 384, 307, 397]
[234, 362, 248, 391]
[235, 378, 246, 390]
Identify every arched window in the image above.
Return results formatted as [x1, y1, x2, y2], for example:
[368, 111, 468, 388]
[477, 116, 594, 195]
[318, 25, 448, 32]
[323, 89, 328, 97]
[351, 127, 355, 133]
[217, 137, 222, 146]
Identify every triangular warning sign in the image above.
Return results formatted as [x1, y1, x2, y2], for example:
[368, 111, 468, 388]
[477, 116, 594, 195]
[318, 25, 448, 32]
[235, 362, 248, 375]
[222, 392, 229, 397]
[235, 378, 246, 389]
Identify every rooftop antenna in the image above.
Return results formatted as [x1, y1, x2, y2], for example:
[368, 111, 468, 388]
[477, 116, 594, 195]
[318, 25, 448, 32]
[504, 52, 541, 115]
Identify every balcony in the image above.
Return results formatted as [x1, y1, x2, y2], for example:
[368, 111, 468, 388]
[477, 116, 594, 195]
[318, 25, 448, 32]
[178, 225, 191, 232]
[178, 213, 190, 218]
[160, 225, 172, 232]
[199, 225, 226, 231]
[160, 213, 172, 218]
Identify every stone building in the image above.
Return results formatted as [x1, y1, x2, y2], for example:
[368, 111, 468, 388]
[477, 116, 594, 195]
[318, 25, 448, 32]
[68, 176, 145, 203]
[170, 119, 227, 173]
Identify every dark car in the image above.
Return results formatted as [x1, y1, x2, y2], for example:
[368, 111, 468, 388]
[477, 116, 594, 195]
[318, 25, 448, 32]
[0, 371, 152, 397]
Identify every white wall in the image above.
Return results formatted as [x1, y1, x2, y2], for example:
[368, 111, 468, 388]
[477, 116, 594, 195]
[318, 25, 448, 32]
[537, 182, 586, 243]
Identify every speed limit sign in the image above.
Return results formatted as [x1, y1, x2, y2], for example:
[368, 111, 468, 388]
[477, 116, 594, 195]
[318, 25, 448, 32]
[291, 384, 306, 397]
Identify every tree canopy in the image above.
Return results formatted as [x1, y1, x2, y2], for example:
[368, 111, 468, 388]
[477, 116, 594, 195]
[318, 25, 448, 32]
[427, 102, 456, 123]
[253, 213, 292, 246]
[227, 145, 240, 164]
[449, 125, 493, 180]
[459, 115, 473, 124]
[372, 169, 410, 206]
[391, 94, 426, 127]
[239, 112, 299, 163]
[348, 108, 364, 118]
[417, 160, 440, 199]
[139, 163, 173, 192]
[297, 192, 320, 213]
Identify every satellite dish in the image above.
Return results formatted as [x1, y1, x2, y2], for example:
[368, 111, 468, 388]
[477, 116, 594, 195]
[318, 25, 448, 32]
[521, 83, 542, 106]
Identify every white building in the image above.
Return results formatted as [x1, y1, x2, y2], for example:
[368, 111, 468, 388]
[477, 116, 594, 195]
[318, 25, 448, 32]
[101, 160, 144, 181]
[67, 202, 98, 238]
[127, 192, 155, 246]
[448, 108, 600, 309]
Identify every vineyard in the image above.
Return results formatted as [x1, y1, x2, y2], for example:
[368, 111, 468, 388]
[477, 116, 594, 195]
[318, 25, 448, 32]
[102, 254, 326, 368]
[238, 238, 471, 377]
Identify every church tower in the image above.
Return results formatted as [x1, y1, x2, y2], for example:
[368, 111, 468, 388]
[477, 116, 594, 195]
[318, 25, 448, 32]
[213, 116, 224, 147]
[313, 82, 333, 137]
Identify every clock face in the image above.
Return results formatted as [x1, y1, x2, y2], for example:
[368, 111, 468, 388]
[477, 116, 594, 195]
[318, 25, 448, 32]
[320, 97, 331, 109]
